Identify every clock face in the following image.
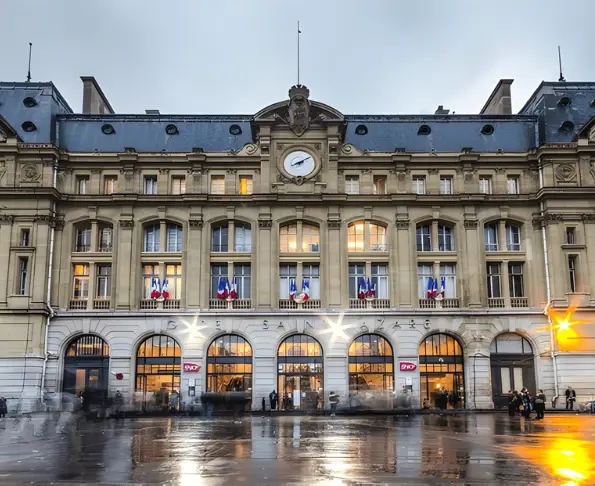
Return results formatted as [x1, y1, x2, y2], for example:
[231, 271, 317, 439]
[283, 150, 315, 177]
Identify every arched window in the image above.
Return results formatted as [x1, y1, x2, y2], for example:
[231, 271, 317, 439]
[348, 221, 387, 252]
[143, 222, 183, 252]
[211, 221, 251, 252]
[135, 335, 181, 410]
[207, 334, 253, 394]
[277, 335, 323, 410]
[490, 333, 533, 354]
[74, 222, 92, 252]
[484, 221, 522, 252]
[348, 334, 394, 396]
[417, 222, 455, 252]
[279, 222, 319, 253]
[63, 335, 110, 398]
[419, 333, 465, 409]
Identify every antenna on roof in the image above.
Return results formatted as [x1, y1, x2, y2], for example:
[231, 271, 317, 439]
[558, 45, 566, 82]
[26, 43, 33, 83]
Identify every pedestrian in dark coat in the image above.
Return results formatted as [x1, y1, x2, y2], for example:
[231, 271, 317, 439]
[507, 391, 517, 417]
[521, 389, 532, 419]
[534, 390, 546, 419]
[269, 390, 278, 410]
[0, 397, 7, 418]
[565, 386, 576, 410]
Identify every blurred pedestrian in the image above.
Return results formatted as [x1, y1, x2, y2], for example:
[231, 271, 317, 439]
[0, 397, 7, 418]
[520, 388, 532, 419]
[534, 389, 546, 419]
[269, 390, 278, 410]
[329, 391, 340, 416]
[113, 390, 124, 419]
[565, 386, 576, 410]
[508, 390, 519, 417]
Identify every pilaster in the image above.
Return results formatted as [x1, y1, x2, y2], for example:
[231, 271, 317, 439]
[115, 219, 133, 309]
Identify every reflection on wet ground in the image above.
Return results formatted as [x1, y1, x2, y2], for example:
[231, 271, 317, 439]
[0, 413, 593, 484]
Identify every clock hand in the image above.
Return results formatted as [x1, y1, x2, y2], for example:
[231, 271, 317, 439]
[291, 156, 311, 167]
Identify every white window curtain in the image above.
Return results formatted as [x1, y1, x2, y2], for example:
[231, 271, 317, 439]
[144, 225, 160, 252]
[417, 264, 433, 298]
[440, 264, 456, 298]
[302, 264, 320, 299]
[166, 225, 183, 252]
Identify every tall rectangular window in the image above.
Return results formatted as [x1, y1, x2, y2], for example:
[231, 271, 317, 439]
[211, 224, 228, 252]
[142, 264, 160, 299]
[171, 176, 186, 195]
[210, 175, 225, 194]
[484, 225, 498, 251]
[98, 227, 112, 252]
[279, 264, 297, 299]
[565, 227, 576, 245]
[76, 176, 89, 195]
[73, 264, 90, 299]
[348, 263, 365, 298]
[568, 256, 577, 293]
[507, 176, 519, 194]
[144, 225, 160, 252]
[233, 264, 251, 299]
[506, 225, 521, 251]
[486, 263, 501, 298]
[416, 225, 431, 252]
[371, 263, 388, 299]
[75, 228, 92, 252]
[239, 176, 253, 195]
[104, 176, 118, 194]
[412, 176, 426, 195]
[144, 176, 158, 195]
[234, 224, 252, 252]
[479, 177, 491, 194]
[345, 175, 360, 194]
[166, 264, 183, 300]
[440, 264, 456, 298]
[373, 176, 386, 195]
[438, 225, 455, 251]
[439, 177, 453, 195]
[508, 262, 524, 298]
[18, 257, 28, 295]
[20, 229, 30, 247]
[166, 224, 183, 252]
[417, 264, 433, 299]
[96, 265, 111, 298]
[279, 224, 297, 253]
[210, 264, 228, 298]
[302, 264, 320, 299]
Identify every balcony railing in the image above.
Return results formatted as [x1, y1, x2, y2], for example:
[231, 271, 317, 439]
[74, 244, 91, 252]
[419, 299, 436, 309]
[279, 299, 298, 310]
[69, 299, 87, 310]
[233, 299, 252, 310]
[234, 245, 252, 253]
[140, 299, 158, 310]
[488, 297, 505, 308]
[442, 298, 460, 308]
[93, 299, 110, 310]
[98, 244, 113, 252]
[511, 297, 529, 308]
[302, 299, 321, 310]
[209, 299, 228, 310]
[372, 299, 391, 309]
[369, 244, 388, 252]
[349, 299, 368, 309]
[163, 299, 181, 310]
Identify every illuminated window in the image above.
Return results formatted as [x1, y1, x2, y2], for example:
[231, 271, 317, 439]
[280, 224, 298, 252]
[302, 224, 319, 252]
[207, 335, 253, 394]
[349, 334, 393, 394]
[210, 175, 225, 194]
[348, 221, 386, 252]
[73, 264, 90, 299]
[142, 264, 160, 299]
[135, 335, 181, 405]
[239, 176, 253, 195]
[103, 176, 117, 194]
[165, 264, 182, 300]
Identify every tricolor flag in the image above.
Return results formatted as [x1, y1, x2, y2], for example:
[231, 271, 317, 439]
[427, 277, 434, 298]
[217, 278, 228, 299]
[289, 279, 297, 300]
[432, 278, 438, 298]
[301, 279, 310, 301]
[151, 277, 161, 299]
[358, 277, 367, 300]
[161, 279, 170, 300]
[366, 278, 375, 298]
[229, 279, 238, 300]
[440, 277, 446, 298]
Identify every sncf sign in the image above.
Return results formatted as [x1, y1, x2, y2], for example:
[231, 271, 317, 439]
[399, 362, 417, 372]
[183, 363, 201, 373]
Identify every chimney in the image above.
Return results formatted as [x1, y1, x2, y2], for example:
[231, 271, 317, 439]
[145, 109, 160, 115]
[81, 76, 114, 115]
[480, 79, 513, 115]
[434, 105, 450, 115]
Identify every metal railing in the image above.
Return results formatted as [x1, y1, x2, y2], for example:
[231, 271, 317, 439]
[488, 297, 505, 308]
[69, 299, 87, 310]
[510, 297, 529, 308]
[209, 299, 227, 310]
[74, 244, 91, 252]
[163, 299, 181, 310]
[98, 244, 113, 252]
[233, 299, 252, 310]
[93, 299, 110, 310]
[302, 299, 321, 309]
[140, 299, 158, 310]
[419, 299, 436, 309]
[279, 299, 298, 310]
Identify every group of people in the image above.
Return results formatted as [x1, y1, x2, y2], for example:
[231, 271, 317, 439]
[508, 388, 546, 419]
[433, 387, 461, 412]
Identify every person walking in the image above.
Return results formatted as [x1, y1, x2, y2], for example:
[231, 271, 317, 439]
[0, 397, 7, 418]
[534, 389, 546, 419]
[521, 388, 532, 419]
[565, 386, 576, 410]
[329, 391, 340, 416]
[507, 390, 518, 417]
[269, 390, 278, 411]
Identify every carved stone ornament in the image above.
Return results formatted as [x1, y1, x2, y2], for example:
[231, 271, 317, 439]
[464, 170, 476, 182]
[119, 219, 134, 229]
[282, 85, 311, 137]
[327, 219, 342, 229]
[464, 219, 479, 229]
[159, 168, 169, 175]
[395, 219, 410, 230]
[258, 219, 272, 230]
[0, 214, 14, 224]
[189, 219, 204, 230]
[581, 213, 595, 224]
[21, 164, 41, 182]
[543, 213, 564, 225]
[532, 217, 544, 230]
[90, 168, 102, 175]
[555, 163, 577, 182]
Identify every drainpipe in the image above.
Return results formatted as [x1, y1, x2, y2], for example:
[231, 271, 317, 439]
[539, 162, 559, 407]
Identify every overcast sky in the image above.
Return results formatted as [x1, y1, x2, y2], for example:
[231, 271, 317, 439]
[2, 0, 594, 115]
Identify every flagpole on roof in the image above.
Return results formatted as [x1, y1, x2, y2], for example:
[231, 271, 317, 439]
[297, 21, 301, 85]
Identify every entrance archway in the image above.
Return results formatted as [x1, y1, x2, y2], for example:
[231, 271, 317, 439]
[63, 335, 110, 400]
[419, 333, 465, 409]
[135, 334, 181, 411]
[277, 334, 323, 410]
[206, 334, 253, 397]
[490, 332, 535, 409]
[348, 334, 394, 408]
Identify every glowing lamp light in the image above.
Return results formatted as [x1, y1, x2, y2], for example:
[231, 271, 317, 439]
[436, 383, 441, 389]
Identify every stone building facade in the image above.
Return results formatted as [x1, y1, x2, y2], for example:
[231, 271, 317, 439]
[0, 77, 594, 412]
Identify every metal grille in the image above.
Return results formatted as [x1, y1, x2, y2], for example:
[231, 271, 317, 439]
[66, 335, 109, 357]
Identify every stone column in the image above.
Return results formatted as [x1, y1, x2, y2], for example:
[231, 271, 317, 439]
[91, 221, 98, 252]
[115, 220, 133, 309]
[257, 214, 273, 309]
[498, 220, 507, 251]
[327, 218, 342, 307]
[431, 220, 439, 251]
[501, 260, 510, 306]
[186, 217, 203, 309]
[50, 220, 64, 307]
[583, 215, 595, 305]
[32, 221, 50, 304]
[159, 221, 167, 252]
[464, 219, 482, 307]
[0, 218, 13, 305]
[396, 219, 413, 307]
[545, 216, 566, 305]
[87, 262, 96, 310]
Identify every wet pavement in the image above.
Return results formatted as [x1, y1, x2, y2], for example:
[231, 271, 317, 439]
[0, 413, 593, 485]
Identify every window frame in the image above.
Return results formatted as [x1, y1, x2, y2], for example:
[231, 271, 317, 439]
[166, 224, 183, 252]
[143, 176, 158, 195]
[438, 224, 455, 252]
[508, 262, 524, 298]
[210, 175, 225, 195]
[416, 225, 431, 252]
[412, 176, 426, 195]
[568, 255, 577, 293]
[486, 263, 502, 298]
[76, 176, 89, 195]
[373, 176, 387, 195]
[18, 257, 29, 295]
[143, 224, 161, 252]
[507, 176, 519, 195]
[345, 175, 360, 195]
[439, 176, 453, 195]
[103, 175, 118, 194]
[96, 264, 112, 298]
[72, 264, 90, 300]
[171, 176, 186, 195]
[233, 263, 251, 299]
[479, 176, 491, 194]
[506, 224, 521, 251]
[484, 224, 499, 252]
[239, 175, 253, 195]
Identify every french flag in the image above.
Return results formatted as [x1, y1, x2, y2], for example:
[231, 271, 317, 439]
[151, 278, 161, 299]
[440, 277, 446, 298]
[427, 277, 434, 298]
[432, 278, 438, 298]
[229, 279, 238, 300]
[301, 279, 310, 301]
[161, 279, 170, 300]
[358, 277, 367, 299]
[289, 279, 297, 300]
[217, 278, 228, 299]
[366, 278, 375, 298]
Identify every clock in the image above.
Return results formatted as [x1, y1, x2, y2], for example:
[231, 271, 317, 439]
[283, 150, 315, 177]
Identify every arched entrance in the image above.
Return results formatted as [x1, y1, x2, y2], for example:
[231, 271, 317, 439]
[63, 335, 110, 399]
[419, 333, 465, 409]
[206, 334, 253, 397]
[135, 334, 181, 411]
[348, 334, 394, 408]
[277, 334, 323, 410]
[490, 332, 535, 409]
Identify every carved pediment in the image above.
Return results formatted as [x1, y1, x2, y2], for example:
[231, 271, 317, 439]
[0, 115, 20, 143]
[575, 114, 595, 143]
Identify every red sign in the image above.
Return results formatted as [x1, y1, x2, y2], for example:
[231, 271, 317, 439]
[115, 373, 124, 381]
[183, 363, 201, 373]
[400, 362, 417, 371]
